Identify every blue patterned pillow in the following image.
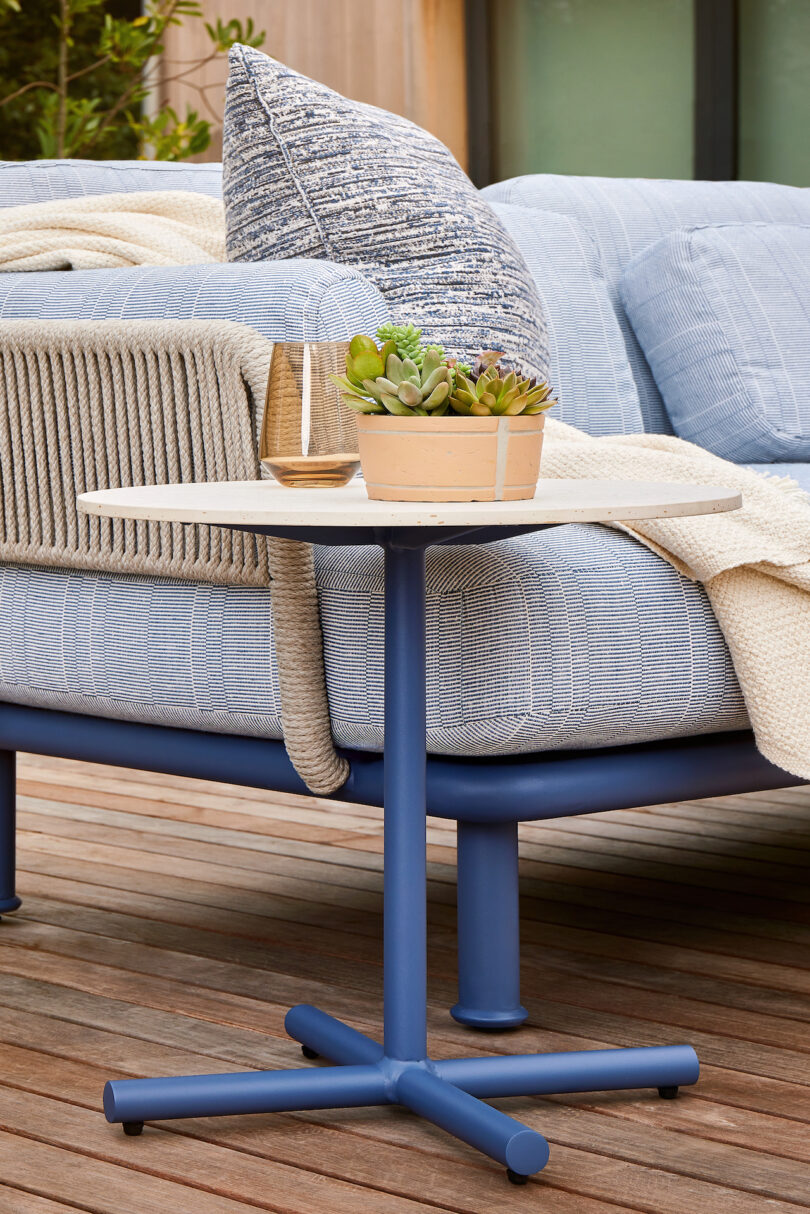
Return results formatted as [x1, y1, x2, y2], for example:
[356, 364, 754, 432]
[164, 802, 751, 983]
[222, 46, 549, 379]
[620, 222, 810, 462]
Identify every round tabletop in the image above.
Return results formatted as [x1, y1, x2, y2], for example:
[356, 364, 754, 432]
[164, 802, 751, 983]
[78, 478, 741, 530]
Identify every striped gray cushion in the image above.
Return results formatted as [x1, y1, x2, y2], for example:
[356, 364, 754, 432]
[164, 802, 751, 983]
[222, 46, 549, 378]
[0, 526, 746, 755]
[0, 260, 390, 344]
[621, 223, 810, 462]
[0, 157, 749, 756]
[482, 175, 810, 432]
[491, 203, 643, 435]
[0, 158, 222, 205]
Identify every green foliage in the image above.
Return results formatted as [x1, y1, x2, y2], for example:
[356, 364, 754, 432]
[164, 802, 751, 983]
[336, 328, 557, 419]
[204, 14, 262, 53]
[1, 0, 135, 159]
[0, 0, 266, 161]
[449, 350, 556, 416]
[136, 105, 211, 160]
[375, 322, 444, 370]
[332, 335, 454, 418]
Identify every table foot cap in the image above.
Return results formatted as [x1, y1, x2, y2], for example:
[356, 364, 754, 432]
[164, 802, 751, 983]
[450, 1003, 528, 1030]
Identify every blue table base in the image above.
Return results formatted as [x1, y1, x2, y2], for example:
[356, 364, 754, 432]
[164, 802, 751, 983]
[105, 1002, 698, 1180]
[99, 529, 701, 1181]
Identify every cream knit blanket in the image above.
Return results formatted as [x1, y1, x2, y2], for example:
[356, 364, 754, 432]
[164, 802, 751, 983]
[542, 418, 810, 780]
[0, 191, 225, 271]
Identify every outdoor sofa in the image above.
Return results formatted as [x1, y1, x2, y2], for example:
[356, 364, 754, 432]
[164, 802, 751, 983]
[0, 159, 807, 1030]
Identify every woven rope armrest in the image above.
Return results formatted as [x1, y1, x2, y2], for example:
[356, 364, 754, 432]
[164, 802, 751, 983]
[0, 317, 348, 794]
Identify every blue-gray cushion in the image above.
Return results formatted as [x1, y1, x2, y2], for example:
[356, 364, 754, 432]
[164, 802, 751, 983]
[0, 158, 222, 206]
[0, 526, 746, 756]
[490, 203, 643, 435]
[221, 46, 549, 379]
[0, 260, 390, 346]
[620, 223, 810, 462]
[482, 175, 810, 432]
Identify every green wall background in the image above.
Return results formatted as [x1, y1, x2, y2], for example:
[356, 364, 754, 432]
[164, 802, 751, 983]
[492, 0, 810, 185]
[739, 0, 810, 186]
[492, 0, 694, 182]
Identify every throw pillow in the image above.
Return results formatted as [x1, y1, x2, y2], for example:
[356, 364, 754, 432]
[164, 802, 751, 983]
[483, 174, 810, 433]
[620, 222, 810, 462]
[222, 45, 549, 380]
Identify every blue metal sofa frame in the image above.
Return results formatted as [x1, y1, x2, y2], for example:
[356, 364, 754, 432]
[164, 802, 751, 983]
[0, 701, 801, 1029]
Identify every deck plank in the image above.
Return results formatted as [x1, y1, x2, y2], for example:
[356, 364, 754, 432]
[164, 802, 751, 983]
[18, 809, 810, 985]
[1, 754, 808, 1212]
[0, 1190, 85, 1214]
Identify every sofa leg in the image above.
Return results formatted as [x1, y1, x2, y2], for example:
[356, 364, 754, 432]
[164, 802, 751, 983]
[0, 749, 21, 916]
[452, 820, 527, 1029]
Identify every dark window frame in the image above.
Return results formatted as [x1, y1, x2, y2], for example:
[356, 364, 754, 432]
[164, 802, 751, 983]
[694, 0, 739, 179]
[464, 0, 493, 188]
[465, 0, 739, 186]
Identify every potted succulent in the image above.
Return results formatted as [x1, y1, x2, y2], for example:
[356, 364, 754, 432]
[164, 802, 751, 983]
[332, 324, 556, 502]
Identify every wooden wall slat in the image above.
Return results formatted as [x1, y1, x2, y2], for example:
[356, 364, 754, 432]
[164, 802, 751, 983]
[159, 0, 468, 168]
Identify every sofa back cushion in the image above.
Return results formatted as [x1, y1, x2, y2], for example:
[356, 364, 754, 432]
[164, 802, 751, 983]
[491, 203, 642, 435]
[482, 174, 810, 433]
[221, 46, 550, 380]
[620, 222, 810, 462]
[0, 159, 222, 207]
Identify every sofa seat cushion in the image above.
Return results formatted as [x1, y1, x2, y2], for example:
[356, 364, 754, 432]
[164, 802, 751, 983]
[0, 526, 746, 757]
[621, 223, 810, 462]
[482, 175, 810, 433]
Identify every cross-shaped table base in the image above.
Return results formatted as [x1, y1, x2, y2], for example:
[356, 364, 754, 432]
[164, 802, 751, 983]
[95, 528, 705, 1183]
[105, 999, 697, 1183]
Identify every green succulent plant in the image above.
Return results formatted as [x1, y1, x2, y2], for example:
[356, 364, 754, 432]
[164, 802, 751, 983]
[332, 334, 556, 421]
[331, 334, 453, 417]
[449, 350, 556, 417]
[375, 322, 444, 369]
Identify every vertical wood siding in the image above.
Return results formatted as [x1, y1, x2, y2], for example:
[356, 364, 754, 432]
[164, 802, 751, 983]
[159, 0, 468, 168]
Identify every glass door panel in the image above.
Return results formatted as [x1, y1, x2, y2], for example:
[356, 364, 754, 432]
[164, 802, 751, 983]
[491, 0, 694, 181]
[739, 0, 810, 186]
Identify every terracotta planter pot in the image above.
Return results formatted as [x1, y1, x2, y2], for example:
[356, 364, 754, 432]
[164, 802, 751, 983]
[356, 414, 544, 502]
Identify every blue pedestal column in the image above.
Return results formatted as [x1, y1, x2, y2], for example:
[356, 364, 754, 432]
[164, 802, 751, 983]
[453, 819, 527, 1028]
[0, 749, 21, 915]
[382, 542, 428, 1062]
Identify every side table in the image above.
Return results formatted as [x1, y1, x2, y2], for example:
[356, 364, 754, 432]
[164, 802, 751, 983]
[79, 476, 741, 1183]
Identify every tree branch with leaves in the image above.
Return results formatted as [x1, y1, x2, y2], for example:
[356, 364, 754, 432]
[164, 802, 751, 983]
[0, 0, 265, 161]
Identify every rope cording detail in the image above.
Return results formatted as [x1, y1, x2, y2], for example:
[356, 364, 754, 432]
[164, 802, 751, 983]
[0, 318, 349, 796]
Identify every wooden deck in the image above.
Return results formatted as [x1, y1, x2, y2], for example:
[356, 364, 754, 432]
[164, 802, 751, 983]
[0, 753, 808, 1213]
